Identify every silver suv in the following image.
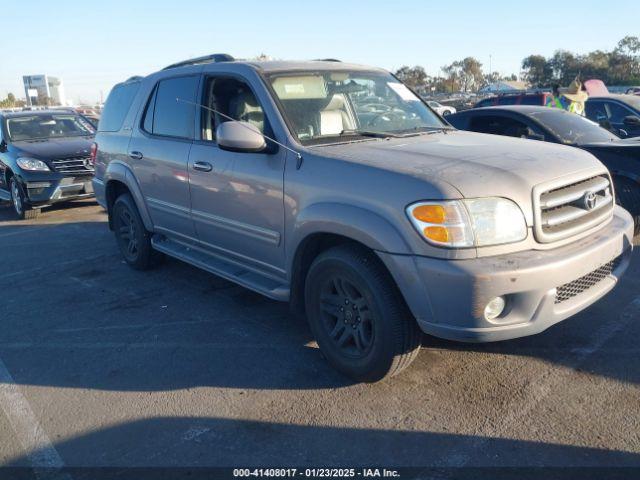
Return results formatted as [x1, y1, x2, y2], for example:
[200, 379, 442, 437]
[93, 54, 634, 382]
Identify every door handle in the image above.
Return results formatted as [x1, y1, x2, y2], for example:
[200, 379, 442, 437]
[193, 161, 213, 172]
[129, 151, 143, 160]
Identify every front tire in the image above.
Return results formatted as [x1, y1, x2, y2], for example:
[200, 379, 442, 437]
[304, 244, 421, 382]
[10, 177, 39, 220]
[112, 193, 162, 270]
[614, 176, 640, 236]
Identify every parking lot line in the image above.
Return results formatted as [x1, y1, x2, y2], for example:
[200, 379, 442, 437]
[0, 253, 114, 281]
[0, 357, 71, 479]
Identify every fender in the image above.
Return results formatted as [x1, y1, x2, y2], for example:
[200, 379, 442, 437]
[103, 160, 154, 231]
[289, 202, 412, 267]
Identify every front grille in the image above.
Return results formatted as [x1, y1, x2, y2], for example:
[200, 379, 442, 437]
[555, 256, 621, 304]
[535, 174, 614, 243]
[51, 156, 94, 175]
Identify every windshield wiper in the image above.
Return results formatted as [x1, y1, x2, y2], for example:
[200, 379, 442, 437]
[339, 129, 404, 138]
[411, 126, 455, 133]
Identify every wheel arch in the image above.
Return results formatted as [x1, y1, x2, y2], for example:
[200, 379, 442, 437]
[104, 161, 153, 231]
[287, 203, 412, 317]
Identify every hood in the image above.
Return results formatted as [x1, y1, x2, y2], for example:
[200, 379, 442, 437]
[312, 130, 606, 224]
[11, 136, 94, 160]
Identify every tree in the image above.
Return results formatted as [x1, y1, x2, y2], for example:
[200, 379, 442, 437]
[521, 55, 552, 87]
[0, 93, 20, 108]
[442, 57, 484, 92]
[394, 66, 428, 90]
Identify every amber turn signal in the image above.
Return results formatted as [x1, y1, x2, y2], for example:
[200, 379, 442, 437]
[412, 204, 446, 224]
[423, 226, 449, 243]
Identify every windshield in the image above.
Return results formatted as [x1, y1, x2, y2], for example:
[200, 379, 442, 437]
[529, 110, 619, 144]
[267, 70, 446, 144]
[5, 114, 95, 141]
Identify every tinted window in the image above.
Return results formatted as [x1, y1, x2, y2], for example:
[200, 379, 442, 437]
[99, 82, 140, 132]
[519, 95, 545, 105]
[149, 76, 199, 138]
[468, 115, 530, 137]
[606, 102, 634, 123]
[529, 110, 618, 144]
[585, 101, 607, 122]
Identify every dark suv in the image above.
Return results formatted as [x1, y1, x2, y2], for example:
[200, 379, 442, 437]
[0, 110, 96, 219]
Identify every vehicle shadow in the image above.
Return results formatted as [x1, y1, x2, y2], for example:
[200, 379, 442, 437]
[0, 215, 638, 392]
[3, 416, 639, 472]
[0, 198, 100, 221]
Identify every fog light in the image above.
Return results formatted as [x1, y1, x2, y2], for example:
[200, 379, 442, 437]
[484, 296, 506, 320]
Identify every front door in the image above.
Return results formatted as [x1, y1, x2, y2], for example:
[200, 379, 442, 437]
[188, 75, 286, 277]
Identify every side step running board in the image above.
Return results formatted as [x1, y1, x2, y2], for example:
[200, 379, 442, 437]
[151, 235, 290, 301]
[0, 189, 11, 201]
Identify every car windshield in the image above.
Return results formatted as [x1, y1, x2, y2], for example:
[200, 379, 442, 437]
[529, 110, 619, 144]
[5, 114, 95, 141]
[267, 70, 447, 144]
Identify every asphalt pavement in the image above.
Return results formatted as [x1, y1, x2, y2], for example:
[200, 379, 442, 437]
[0, 199, 638, 476]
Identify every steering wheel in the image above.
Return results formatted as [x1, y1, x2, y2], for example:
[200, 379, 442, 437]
[359, 103, 391, 114]
[366, 110, 406, 128]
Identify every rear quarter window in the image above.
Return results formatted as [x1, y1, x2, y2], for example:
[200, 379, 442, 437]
[99, 82, 141, 132]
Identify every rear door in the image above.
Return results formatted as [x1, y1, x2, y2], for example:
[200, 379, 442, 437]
[127, 75, 200, 240]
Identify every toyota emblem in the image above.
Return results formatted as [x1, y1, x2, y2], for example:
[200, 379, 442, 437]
[583, 191, 597, 211]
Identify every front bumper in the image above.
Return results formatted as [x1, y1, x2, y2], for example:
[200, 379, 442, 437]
[19, 174, 94, 207]
[378, 205, 634, 343]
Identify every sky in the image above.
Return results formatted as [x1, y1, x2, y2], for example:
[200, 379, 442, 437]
[2, 0, 638, 104]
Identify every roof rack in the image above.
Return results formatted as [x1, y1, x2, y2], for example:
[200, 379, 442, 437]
[162, 53, 235, 70]
[313, 58, 341, 62]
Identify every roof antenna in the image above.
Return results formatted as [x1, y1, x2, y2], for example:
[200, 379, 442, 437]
[176, 97, 303, 168]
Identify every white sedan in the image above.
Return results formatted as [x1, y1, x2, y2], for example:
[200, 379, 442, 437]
[427, 101, 456, 116]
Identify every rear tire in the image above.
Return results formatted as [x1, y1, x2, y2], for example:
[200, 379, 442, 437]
[112, 192, 162, 270]
[304, 244, 421, 382]
[10, 177, 40, 220]
[614, 176, 640, 236]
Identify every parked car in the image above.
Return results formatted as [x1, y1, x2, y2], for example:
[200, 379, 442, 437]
[474, 92, 553, 108]
[585, 94, 640, 138]
[93, 54, 633, 382]
[427, 100, 456, 116]
[447, 106, 640, 235]
[0, 110, 96, 219]
[625, 87, 640, 96]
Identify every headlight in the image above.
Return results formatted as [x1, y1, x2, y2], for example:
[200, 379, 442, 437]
[17, 157, 50, 171]
[407, 198, 527, 248]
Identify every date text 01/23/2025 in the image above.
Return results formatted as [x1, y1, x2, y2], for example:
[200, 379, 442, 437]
[233, 468, 400, 478]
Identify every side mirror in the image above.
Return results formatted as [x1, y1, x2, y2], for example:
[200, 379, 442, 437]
[216, 121, 266, 153]
[0, 139, 7, 153]
[623, 115, 640, 127]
